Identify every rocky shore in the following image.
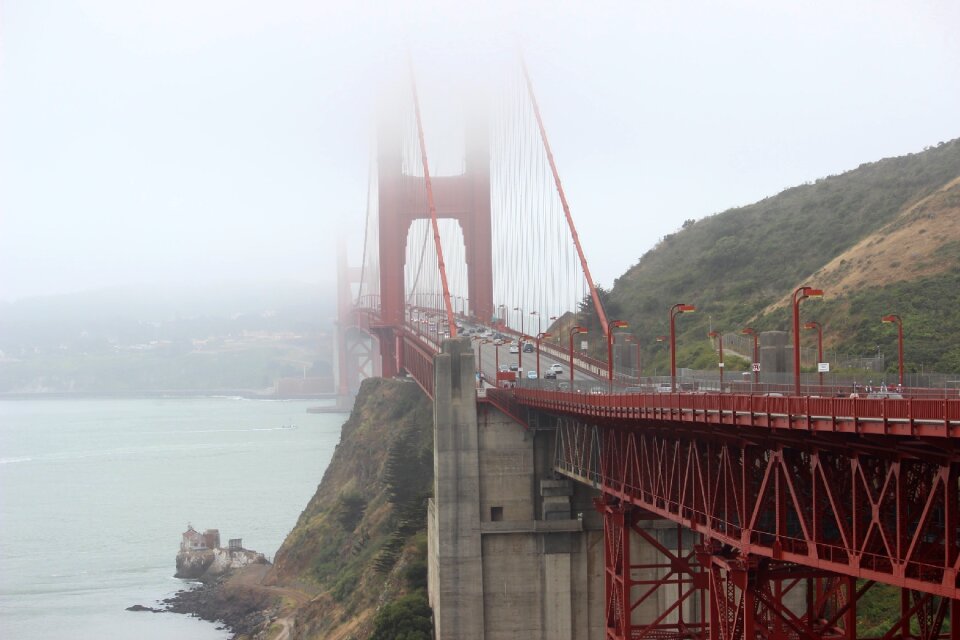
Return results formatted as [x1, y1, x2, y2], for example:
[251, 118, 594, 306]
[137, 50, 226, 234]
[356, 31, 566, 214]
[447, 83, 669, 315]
[128, 565, 279, 639]
[164, 568, 277, 638]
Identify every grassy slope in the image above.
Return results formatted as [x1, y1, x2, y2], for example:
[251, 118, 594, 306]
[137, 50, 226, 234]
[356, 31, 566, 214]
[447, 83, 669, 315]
[606, 139, 960, 374]
[265, 377, 433, 639]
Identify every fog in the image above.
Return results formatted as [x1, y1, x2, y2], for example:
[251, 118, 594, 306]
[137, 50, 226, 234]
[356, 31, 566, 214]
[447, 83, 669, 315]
[2, 0, 958, 302]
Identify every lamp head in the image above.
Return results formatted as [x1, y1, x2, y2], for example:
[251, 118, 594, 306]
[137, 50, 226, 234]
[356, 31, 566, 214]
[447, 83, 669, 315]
[708, 331, 719, 338]
[656, 335, 668, 342]
[611, 320, 629, 329]
[540, 332, 553, 338]
[803, 322, 818, 330]
[801, 287, 823, 298]
[881, 314, 900, 324]
[571, 325, 588, 335]
[678, 304, 696, 313]
[740, 327, 756, 336]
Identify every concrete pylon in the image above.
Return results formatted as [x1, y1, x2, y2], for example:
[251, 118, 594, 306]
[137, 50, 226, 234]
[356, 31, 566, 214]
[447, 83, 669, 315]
[429, 337, 485, 639]
[759, 331, 789, 382]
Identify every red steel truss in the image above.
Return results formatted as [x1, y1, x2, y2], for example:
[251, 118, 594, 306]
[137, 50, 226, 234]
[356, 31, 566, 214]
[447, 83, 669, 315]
[555, 418, 960, 597]
[556, 416, 960, 638]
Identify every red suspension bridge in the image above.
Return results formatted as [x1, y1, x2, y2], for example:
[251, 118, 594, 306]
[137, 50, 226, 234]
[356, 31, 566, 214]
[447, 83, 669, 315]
[337, 59, 960, 639]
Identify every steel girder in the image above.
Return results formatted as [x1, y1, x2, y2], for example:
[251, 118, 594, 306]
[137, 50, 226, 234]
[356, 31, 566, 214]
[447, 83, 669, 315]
[556, 418, 960, 638]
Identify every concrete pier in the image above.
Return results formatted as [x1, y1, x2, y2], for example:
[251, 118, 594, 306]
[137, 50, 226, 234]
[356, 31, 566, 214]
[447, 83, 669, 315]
[427, 338, 605, 640]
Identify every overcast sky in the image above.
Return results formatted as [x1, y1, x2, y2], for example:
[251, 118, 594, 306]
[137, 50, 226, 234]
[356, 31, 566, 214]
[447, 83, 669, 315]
[2, 0, 958, 302]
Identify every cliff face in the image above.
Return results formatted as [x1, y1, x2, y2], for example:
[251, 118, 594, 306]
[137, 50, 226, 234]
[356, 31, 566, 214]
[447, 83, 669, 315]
[265, 376, 434, 639]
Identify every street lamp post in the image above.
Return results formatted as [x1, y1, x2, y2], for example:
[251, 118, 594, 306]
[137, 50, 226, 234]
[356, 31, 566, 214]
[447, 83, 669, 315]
[514, 306, 524, 370]
[741, 328, 759, 385]
[881, 314, 904, 387]
[669, 304, 696, 392]
[607, 320, 630, 382]
[803, 321, 824, 389]
[792, 285, 824, 395]
[569, 326, 588, 383]
[708, 331, 724, 391]
[536, 332, 552, 378]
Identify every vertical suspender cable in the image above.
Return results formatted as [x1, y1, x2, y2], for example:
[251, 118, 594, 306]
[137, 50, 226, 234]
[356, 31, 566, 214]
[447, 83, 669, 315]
[354, 145, 374, 307]
[408, 57, 458, 338]
[520, 57, 610, 339]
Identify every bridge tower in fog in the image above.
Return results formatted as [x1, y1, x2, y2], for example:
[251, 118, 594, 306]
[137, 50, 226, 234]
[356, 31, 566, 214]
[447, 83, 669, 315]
[373, 113, 494, 376]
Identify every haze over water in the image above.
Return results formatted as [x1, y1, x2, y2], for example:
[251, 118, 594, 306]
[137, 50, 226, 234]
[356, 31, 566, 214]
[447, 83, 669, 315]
[0, 398, 346, 639]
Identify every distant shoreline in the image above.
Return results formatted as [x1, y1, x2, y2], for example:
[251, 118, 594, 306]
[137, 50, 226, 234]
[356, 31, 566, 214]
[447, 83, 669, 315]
[0, 390, 339, 401]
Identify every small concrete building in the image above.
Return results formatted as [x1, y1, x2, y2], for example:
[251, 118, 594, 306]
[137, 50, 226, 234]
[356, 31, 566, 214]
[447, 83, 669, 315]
[180, 525, 221, 551]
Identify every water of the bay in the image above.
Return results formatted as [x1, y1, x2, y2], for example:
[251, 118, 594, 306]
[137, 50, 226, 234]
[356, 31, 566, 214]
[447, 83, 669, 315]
[0, 397, 348, 639]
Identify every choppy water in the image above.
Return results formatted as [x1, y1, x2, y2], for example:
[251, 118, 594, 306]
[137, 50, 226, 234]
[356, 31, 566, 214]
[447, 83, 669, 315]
[0, 398, 347, 639]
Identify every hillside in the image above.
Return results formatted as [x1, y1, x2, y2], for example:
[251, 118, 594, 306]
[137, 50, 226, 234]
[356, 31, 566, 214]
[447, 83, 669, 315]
[264, 377, 434, 639]
[602, 139, 960, 375]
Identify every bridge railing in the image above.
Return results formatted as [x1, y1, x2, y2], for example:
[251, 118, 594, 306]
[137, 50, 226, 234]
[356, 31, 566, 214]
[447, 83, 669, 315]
[511, 384, 960, 436]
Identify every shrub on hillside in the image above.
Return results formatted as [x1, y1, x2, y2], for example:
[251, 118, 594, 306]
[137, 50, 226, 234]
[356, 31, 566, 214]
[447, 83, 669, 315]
[370, 593, 433, 640]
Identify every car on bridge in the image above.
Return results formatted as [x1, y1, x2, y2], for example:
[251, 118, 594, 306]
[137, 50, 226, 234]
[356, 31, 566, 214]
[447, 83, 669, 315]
[509, 345, 520, 354]
[549, 363, 564, 374]
[522, 343, 534, 353]
[544, 371, 557, 380]
[526, 370, 537, 379]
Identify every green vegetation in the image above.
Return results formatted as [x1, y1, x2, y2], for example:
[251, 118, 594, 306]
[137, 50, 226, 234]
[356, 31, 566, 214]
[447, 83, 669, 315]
[370, 593, 433, 640]
[266, 378, 434, 639]
[595, 139, 960, 373]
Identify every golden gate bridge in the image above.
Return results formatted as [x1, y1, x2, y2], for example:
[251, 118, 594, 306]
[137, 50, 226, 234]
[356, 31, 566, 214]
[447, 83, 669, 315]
[335, 56, 960, 640]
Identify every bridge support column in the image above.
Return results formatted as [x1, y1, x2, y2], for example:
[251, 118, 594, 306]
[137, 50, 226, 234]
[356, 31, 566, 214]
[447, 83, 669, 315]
[429, 339, 606, 639]
[429, 338, 485, 640]
[595, 496, 707, 640]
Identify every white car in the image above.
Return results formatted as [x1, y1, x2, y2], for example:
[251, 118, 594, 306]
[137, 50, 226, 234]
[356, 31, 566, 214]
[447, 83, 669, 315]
[509, 345, 520, 354]
[549, 363, 563, 374]
[526, 370, 537, 379]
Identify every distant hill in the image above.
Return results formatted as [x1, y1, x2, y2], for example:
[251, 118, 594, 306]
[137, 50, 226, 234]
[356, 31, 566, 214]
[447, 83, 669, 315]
[602, 138, 960, 375]
[0, 281, 336, 394]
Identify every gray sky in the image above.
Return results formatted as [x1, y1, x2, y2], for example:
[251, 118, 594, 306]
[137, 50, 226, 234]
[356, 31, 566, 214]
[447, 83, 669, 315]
[2, 0, 958, 302]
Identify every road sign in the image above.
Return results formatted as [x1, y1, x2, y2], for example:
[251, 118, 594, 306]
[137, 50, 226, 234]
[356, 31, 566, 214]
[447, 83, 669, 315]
[752, 362, 760, 372]
[580, 340, 588, 351]
[818, 362, 830, 373]
[718, 362, 725, 368]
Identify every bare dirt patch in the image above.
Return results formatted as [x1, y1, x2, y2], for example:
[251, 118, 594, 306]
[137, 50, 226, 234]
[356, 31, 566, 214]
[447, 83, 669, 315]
[762, 175, 960, 314]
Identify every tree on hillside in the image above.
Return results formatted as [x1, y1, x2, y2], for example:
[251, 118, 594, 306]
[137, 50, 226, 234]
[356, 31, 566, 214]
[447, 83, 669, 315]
[575, 287, 623, 358]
